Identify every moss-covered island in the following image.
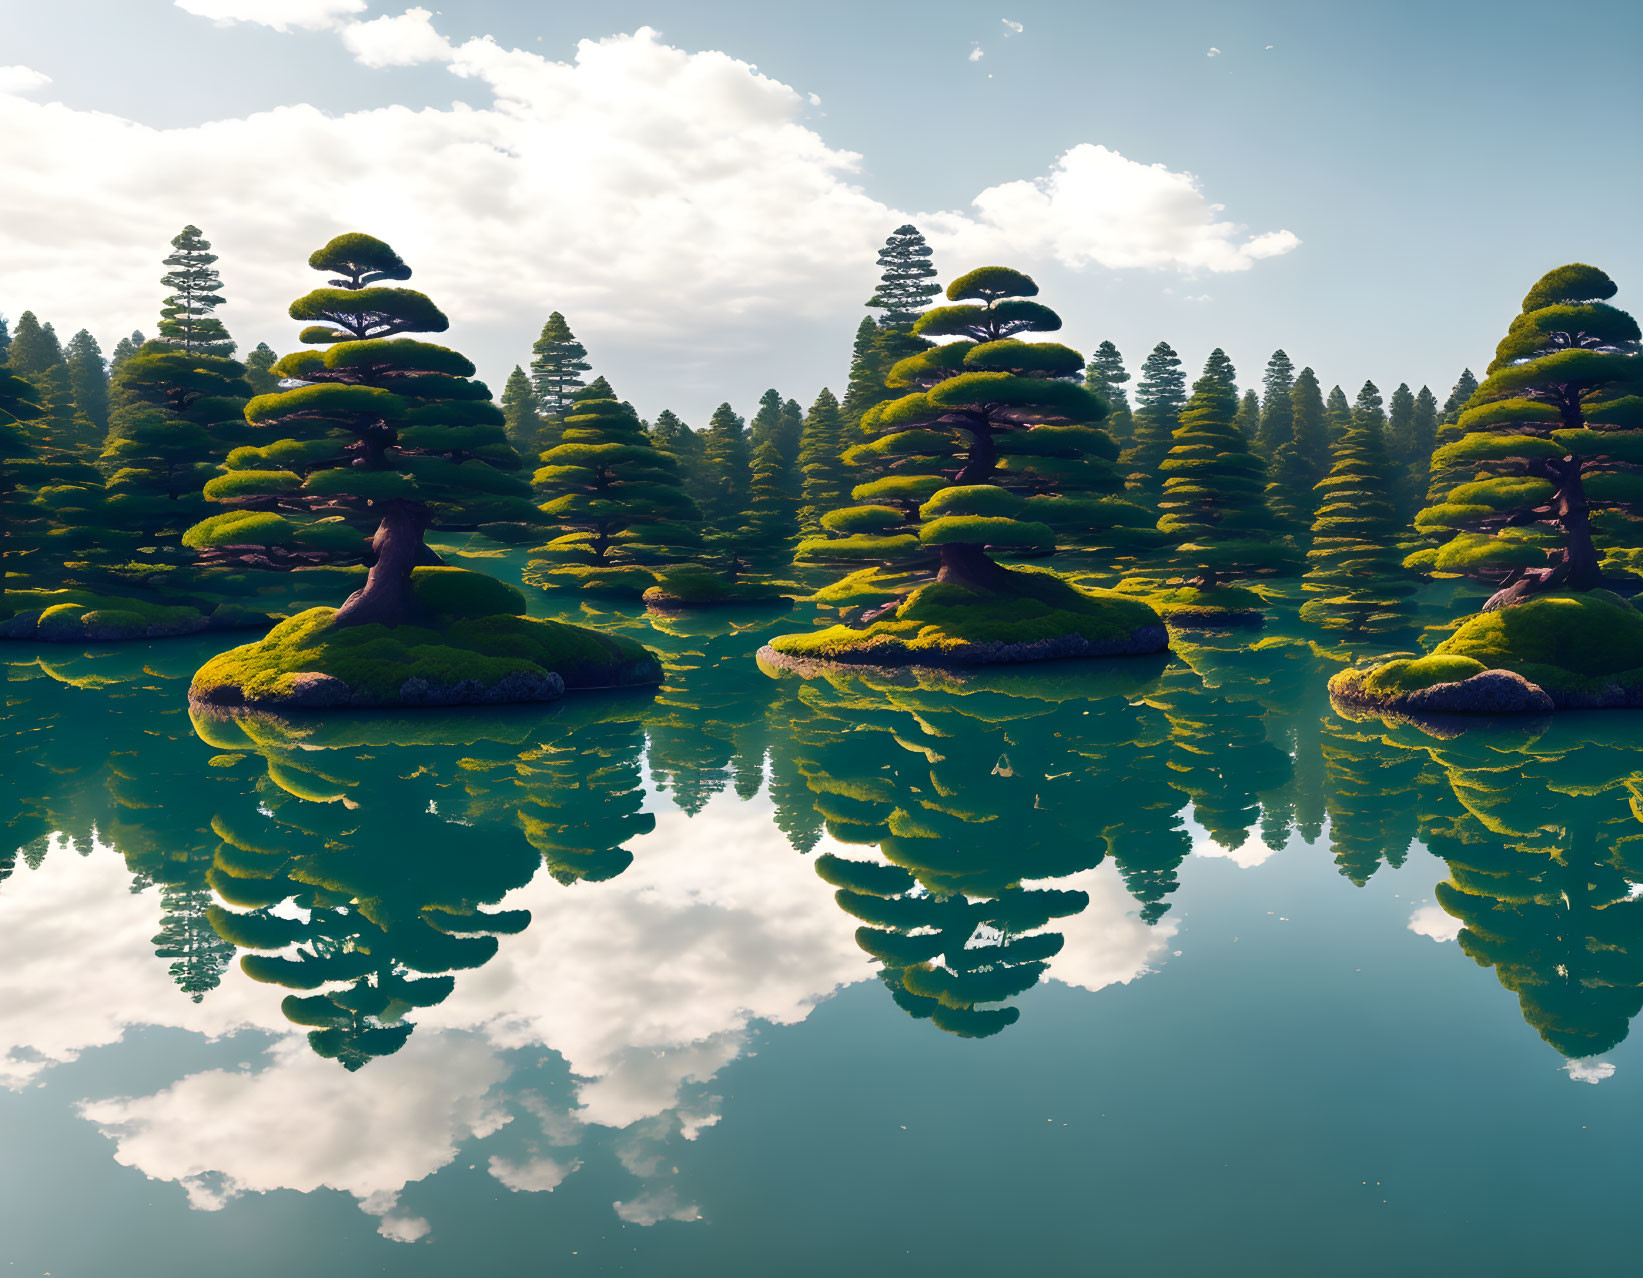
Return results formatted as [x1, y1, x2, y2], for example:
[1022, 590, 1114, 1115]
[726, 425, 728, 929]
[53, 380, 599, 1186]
[191, 566, 661, 708]
[1146, 584, 1267, 630]
[1, 588, 270, 642]
[769, 265, 1166, 669]
[640, 568, 793, 611]
[1331, 590, 1643, 714]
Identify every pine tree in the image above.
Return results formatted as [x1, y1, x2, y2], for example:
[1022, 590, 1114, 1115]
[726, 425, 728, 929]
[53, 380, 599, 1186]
[155, 226, 235, 355]
[1299, 422, 1417, 633]
[1084, 341, 1132, 444]
[797, 388, 848, 534]
[186, 232, 539, 623]
[748, 388, 785, 451]
[1235, 388, 1260, 449]
[840, 316, 889, 430]
[109, 331, 145, 376]
[63, 330, 109, 437]
[745, 438, 800, 575]
[1387, 383, 1415, 456]
[1256, 350, 1296, 456]
[776, 396, 804, 468]
[701, 401, 752, 530]
[1410, 263, 1641, 607]
[1290, 366, 1330, 481]
[6, 312, 63, 377]
[0, 315, 10, 364]
[500, 364, 541, 459]
[1351, 380, 1386, 433]
[243, 342, 280, 395]
[1123, 341, 1188, 490]
[865, 224, 941, 332]
[1325, 384, 1353, 446]
[527, 376, 701, 594]
[1425, 368, 1485, 505]
[528, 312, 590, 429]
[1156, 349, 1295, 610]
[1441, 368, 1480, 425]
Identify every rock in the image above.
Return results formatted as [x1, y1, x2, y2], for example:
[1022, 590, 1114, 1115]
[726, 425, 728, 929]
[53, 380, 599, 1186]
[0, 610, 44, 639]
[282, 672, 353, 708]
[81, 609, 151, 641]
[37, 609, 89, 642]
[1398, 669, 1555, 714]
[400, 670, 564, 705]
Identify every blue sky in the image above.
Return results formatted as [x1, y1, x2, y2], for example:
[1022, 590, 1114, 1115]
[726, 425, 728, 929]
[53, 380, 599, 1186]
[4, 0, 1640, 421]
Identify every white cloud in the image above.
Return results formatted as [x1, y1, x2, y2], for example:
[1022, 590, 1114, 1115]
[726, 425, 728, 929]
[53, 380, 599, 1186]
[1191, 824, 1276, 868]
[614, 1186, 702, 1226]
[1407, 904, 1463, 943]
[0, 65, 52, 96]
[489, 1153, 581, 1193]
[934, 143, 1300, 274]
[969, 45, 985, 62]
[175, 0, 367, 31]
[1562, 1058, 1616, 1084]
[1031, 862, 1179, 992]
[340, 7, 455, 68]
[1207, 47, 1222, 57]
[1002, 19, 1024, 35]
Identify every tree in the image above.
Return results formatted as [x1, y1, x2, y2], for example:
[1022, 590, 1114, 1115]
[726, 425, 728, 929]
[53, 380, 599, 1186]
[1387, 383, 1415, 455]
[840, 316, 889, 429]
[1411, 263, 1642, 608]
[745, 438, 800, 576]
[797, 388, 848, 534]
[243, 342, 280, 395]
[1300, 421, 1417, 633]
[1291, 366, 1330, 479]
[865, 224, 941, 332]
[1123, 341, 1187, 489]
[1156, 349, 1294, 596]
[796, 266, 1155, 594]
[527, 376, 701, 594]
[748, 388, 785, 452]
[500, 364, 541, 458]
[6, 312, 63, 377]
[700, 401, 752, 531]
[109, 330, 145, 375]
[1234, 388, 1260, 450]
[185, 232, 539, 624]
[0, 314, 9, 363]
[1351, 380, 1385, 433]
[64, 329, 109, 436]
[1441, 368, 1480, 424]
[528, 312, 590, 429]
[1325, 384, 1352, 446]
[154, 225, 235, 356]
[1256, 350, 1296, 457]
[1084, 341, 1132, 444]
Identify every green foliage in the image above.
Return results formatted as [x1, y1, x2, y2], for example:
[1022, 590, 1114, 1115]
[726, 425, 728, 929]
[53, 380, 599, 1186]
[500, 364, 541, 458]
[797, 387, 848, 533]
[1121, 340, 1187, 491]
[529, 311, 591, 422]
[866, 224, 941, 331]
[154, 225, 235, 357]
[1299, 423, 1417, 633]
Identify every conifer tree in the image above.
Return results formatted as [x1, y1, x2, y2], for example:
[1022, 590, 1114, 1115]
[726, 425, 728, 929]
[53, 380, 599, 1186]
[840, 316, 889, 429]
[748, 388, 785, 452]
[109, 331, 145, 375]
[1300, 422, 1417, 633]
[796, 266, 1156, 595]
[1290, 366, 1330, 482]
[797, 387, 848, 534]
[1426, 368, 1485, 505]
[528, 312, 590, 428]
[1387, 383, 1415, 455]
[500, 364, 540, 458]
[527, 376, 701, 593]
[63, 330, 109, 436]
[6, 312, 63, 377]
[1325, 384, 1353, 445]
[1156, 349, 1294, 602]
[1441, 368, 1480, 424]
[155, 226, 234, 355]
[1123, 341, 1187, 489]
[1083, 341, 1132, 444]
[865, 224, 941, 332]
[1410, 385, 1439, 463]
[185, 232, 539, 623]
[701, 401, 752, 529]
[745, 438, 800, 575]
[1411, 263, 1642, 607]
[0, 315, 9, 363]
[1351, 380, 1386, 433]
[1235, 388, 1260, 449]
[776, 396, 804, 468]
[1256, 349, 1296, 457]
[243, 342, 280, 396]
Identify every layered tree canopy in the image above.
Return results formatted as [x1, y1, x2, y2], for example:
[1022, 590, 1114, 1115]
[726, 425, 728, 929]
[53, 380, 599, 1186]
[866, 224, 941, 332]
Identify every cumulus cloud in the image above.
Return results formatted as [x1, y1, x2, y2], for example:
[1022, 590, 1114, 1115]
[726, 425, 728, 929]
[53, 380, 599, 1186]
[614, 1186, 703, 1226]
[1002, 19, 1024, 35]
[1207, 47, 1221, 57]
[0, 14, 1297, 413]
[1032, 862, 1179, 992]
[489, 1154, 581, 1193]
[1407, 904, 1464, 943]
[968, 46, 985, 63]
[0, 65, 52, 95]
[1190, 823, 1277, 869]
[1562, 1058, 1616, 1084]
[175, 0, 367, 31]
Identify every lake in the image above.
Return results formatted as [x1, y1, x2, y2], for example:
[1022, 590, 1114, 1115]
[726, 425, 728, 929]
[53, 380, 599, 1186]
[5, 576, 1642, 1277]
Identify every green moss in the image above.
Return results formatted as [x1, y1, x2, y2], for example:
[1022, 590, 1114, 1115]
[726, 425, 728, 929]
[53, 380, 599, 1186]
[1359, 654, 1488, 698]
[767, 564, 1164, 666]
[191, 605, 661, 707]
[641, 569, 793, 609]
[1149, 585, 1266, 628]
[3, 588, 210, 640]
[409, 566, 526, 618]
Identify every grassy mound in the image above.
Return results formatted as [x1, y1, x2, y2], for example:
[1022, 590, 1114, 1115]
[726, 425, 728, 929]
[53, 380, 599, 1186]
[1, 588, 270, 642]
[1331, 590, 1643, 713]
[191, 600, 662, 710]
[641, 569, 794, 611]
[764, 564, 1166, 669]
[1148, 585, 1266, 629]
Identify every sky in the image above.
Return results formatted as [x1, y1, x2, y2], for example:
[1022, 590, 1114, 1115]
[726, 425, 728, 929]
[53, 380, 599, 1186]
[2, 0, 1640, 423]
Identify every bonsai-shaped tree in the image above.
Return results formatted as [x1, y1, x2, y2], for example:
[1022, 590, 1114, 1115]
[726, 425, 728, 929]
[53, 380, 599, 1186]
[1299, 421, 1417, 633]
[527, 376, 702, 595]
[1153, 349, 1295, 623]
[185, 232, 539, 625]
[1412, 263, 1642, 609]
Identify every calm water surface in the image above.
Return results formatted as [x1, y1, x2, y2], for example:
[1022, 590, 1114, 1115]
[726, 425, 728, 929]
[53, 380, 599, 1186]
[5, 578, 1642, 1276]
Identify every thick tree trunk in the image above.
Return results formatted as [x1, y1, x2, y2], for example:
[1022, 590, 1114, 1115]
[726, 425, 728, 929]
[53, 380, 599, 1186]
[332, 504, 433, 628]
[1480, 463, 1601, 611]
[935, 542, 1012, 591]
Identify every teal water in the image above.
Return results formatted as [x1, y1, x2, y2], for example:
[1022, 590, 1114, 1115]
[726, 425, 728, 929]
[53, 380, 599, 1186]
[5, 587, 1643, 1277]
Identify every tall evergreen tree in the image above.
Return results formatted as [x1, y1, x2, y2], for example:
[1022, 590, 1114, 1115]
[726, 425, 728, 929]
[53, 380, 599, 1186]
[1234, 388, 1260, 450]
[1084, 340, 1132, 444]
[865, 224, 941, 332]
[700, 401, 752, 539]
[63, 330, 109, 436]
[1411, 263, 1642, 607]
[1124, 340, 1188, 489]
[500, 364, 541, 459]
[528, 312, 590, 428]
[1300, 423, 1417, 633]
[745, 438, 800, 576]
[748, 388, 785, 452]
[1324, 384, 1353, 446]
[1351, 380, 1386, 433]
[1441, 368, 1480, 424]
[109, 330, 145, 376]
[1290, 366, 1330, 483]
[1156, 349, 1294, 605]
[1386, 383, 1416, 455]
[840, 316, 889, 430]
[527, 376, 701, 594]
[0, 315, 9, 363]
[1256, 349, 1296, 456]
[185, 232, 539, 623]
[797, 387, 848, 534]
[154, 226, 235, 355]
[243, 342, 280, 395]
[6, 312, 63, 377]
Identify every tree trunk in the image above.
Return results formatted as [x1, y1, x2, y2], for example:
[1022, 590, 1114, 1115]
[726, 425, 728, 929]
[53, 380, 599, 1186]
[935, 542, 1012, 591]
[1480, 464, 1601, 611]
[332, 504, 432, 628]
